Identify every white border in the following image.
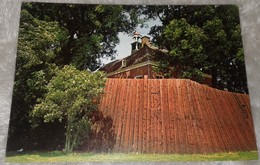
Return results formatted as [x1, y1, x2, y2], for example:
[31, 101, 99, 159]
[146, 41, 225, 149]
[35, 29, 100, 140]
[0, 0, 259, 164]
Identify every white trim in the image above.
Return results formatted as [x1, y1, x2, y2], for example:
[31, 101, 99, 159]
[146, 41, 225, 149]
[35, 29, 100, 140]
[106, 61, 156, 77]
[135, 75, 143, 79]
[106, 60, 212, 79]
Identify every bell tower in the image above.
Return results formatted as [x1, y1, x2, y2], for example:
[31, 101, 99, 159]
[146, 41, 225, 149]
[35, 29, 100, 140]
[131, 31, 142, 54]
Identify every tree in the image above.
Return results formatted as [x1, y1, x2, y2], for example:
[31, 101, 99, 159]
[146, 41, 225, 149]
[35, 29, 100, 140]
[30, 66, 106, 152]
[7, 9, 68, 150]
[22, 3, 142, 70]
[8, 3, 142, 151]
[157, 18, 207, 81]
[142, 5, 247, 93]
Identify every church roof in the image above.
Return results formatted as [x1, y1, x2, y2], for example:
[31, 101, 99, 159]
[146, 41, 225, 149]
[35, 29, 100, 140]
[99, 44, 168, 73]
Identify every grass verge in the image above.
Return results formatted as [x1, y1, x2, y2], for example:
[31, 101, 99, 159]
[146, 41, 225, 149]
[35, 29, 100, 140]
[5, 151, 258, 162]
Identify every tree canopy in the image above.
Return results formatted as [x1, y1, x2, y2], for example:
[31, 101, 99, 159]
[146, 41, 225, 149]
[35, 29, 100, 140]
[22, 3, 141, 70]
[7, 3, 141, 151]
[8, 9, 67, 150]
[31, 66, 106, 152]
[143, 5, 248, 93]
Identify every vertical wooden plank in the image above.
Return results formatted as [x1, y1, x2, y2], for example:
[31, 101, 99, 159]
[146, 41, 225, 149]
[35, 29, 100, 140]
[185, 80, 197, 153]
[183, 80, 193, 153]
[99, 79, 109, 112]
[190, 81, 208, 153]
[153, 79, 160, 153]
[107, 78, 114, 116]
[203, 86, 220, 152]
[114, 79, 126, 152]
[196, 84, 215, 153]
[178, 80, 189, 153]
[113, 79, 123, 143]
[223, 92, 248, 151]
[192, 81, 205, 153]
[212, 90, 232, 152]
[167, 79, 174, 153]
[146, 79, 152, 153]
[206, 86, 227, 153]
[160, 79, 168, 153]
[227, 92, 244, 151]
[142, 77, 148, 153]
[155, 79, 161, 153]
[106, 78, 115, 116]
[133, 79, 139, 152]
[129, 79, 137, 152]
[123, 79, 133, 152]
[184, 80, 193, 153]
[234, 93, 256, 150]
[163, 79, 171, 153]
[222, 92, 242, 151]
[237, 94, 257, 149]
[149, 79, 155, 153]
[137, 79, 144, 153]
[174, 79, 181, 153]
[214, 91, 231, 151]
[156, 79, 162, 153]
[108, 79, 119, 131]
[169, 79, 179, 153]
[205, 87, 224, 152]
[118, 79, 128, 152]
[102, 78, 112, 116]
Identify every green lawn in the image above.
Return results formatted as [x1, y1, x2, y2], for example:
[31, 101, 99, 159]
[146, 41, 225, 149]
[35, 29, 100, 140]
[5, 151, 258, 162]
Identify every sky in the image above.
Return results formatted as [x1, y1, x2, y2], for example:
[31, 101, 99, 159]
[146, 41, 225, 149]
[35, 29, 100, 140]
[101, 19, 161, 64]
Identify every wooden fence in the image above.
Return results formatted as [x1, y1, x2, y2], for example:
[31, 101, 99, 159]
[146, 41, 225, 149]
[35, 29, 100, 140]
[98, 78, 257, 154]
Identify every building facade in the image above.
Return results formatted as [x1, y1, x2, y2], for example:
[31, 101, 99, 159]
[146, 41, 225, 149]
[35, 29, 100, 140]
[99, 32, 212, 86]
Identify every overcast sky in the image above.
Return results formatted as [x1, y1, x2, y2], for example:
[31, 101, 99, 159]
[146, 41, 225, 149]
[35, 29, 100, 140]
[116, 19, 162, 59]
[101, 19, 161, 64]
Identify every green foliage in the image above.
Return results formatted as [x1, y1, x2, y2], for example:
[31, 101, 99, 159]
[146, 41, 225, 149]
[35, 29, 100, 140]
[30, 66, 106, 152]
[7, 9, 67, 149]
[143, 5, 247, 93]
[162, 18, 207, 80]
[8, 3, 141, 151]
[17, 10, 68, 69]
[14, 9, 67, 105]
[22, 3, 141, 70]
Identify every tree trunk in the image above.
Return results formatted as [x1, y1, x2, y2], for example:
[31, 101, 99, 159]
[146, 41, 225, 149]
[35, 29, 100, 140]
[65, 120, 73, 153]
[211, 68, 218, 89]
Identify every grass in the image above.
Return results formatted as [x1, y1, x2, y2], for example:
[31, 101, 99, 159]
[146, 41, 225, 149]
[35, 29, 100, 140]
[5, 151, 258, 162]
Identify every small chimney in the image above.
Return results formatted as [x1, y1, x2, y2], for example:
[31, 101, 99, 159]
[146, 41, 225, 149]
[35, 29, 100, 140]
[141, 36, 151, 47]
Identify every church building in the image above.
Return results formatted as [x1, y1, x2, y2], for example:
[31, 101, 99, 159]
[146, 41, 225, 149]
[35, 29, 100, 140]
[99, 32, 212, 86]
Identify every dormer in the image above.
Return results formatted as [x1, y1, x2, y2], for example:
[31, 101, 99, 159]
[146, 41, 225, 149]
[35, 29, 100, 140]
[122, 59, 126, 67]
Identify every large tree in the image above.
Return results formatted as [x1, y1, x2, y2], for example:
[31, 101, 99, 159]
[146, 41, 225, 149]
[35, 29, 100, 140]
[158, 18, 207, 81]
[7, 9, 68, 150]
[31, 66, 106, 152]
[143, 5, 247, 93]
[7, 3, 141, 151]
[22, 3, 141, 70]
